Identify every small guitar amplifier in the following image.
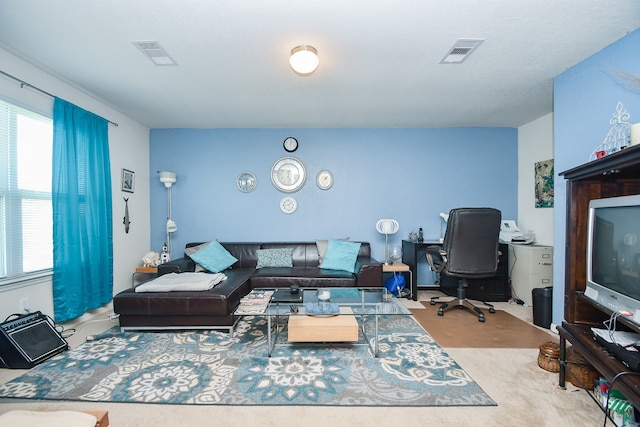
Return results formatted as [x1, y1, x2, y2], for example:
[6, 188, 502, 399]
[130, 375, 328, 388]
[0, 311, 68, 369]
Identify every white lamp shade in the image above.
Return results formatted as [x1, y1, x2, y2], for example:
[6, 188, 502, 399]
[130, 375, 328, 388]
[439, 212, 449, 222]
[159, 171, 177, 188]
[376, 219, 399, 235]
[166, 219, 177, 233]
[289, 45, 319, 75]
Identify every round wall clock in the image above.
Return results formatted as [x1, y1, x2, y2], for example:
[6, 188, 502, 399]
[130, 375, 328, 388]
[236, 172, 257, 193]
[280, 196, 297, 214]
[283, 137, 298, 153]
[316, 170, 333, 190]
[271, 156, 306, 193]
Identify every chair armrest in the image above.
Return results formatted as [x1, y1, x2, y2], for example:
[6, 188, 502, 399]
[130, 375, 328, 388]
[157, 257, 195, 276]
[355, 257, 383, 287]
[425, 245, 447, 273]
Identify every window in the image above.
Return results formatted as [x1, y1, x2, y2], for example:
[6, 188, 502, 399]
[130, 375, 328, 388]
[0, 98, 53, 285]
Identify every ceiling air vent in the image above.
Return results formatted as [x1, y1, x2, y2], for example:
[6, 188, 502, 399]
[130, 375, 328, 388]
[133, 41, 177, 66]
[440, 39, 484, 64]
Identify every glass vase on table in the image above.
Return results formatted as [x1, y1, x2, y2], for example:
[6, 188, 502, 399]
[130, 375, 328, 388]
[389, 245, 402, 264]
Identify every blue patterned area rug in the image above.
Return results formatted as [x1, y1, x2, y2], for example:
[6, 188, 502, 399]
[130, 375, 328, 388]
[0, 315, 495, 407]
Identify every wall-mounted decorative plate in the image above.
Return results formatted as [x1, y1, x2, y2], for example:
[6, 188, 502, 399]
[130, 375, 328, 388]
[271, 156, 306, 193]
[236, 172, 257, 193]
[316, 170, 333, 190]
[280, 196, 297, 214]
[283, 137, 299, 153]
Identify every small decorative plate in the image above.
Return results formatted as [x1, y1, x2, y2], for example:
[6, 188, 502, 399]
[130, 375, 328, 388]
[271, 157, 306, 193]
[280, 196, 297, 214]
[236, 172, 257, 193]
[316, 170, 333, 190]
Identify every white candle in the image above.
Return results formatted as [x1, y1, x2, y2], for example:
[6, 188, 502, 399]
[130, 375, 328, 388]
[631, 123, 640, 146]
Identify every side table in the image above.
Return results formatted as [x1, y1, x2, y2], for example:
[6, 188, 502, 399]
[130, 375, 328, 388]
[382, 262, 414, 300]
[132, 266, 158, 288]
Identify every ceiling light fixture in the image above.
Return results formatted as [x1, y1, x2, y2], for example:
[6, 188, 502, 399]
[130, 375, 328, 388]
[289, 45, 319, 76]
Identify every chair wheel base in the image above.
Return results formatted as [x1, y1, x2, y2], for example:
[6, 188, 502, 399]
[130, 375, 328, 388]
[432, 293, 495, 322]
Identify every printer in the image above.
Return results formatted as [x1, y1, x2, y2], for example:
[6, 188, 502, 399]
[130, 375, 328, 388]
[499, 220, 535, 244]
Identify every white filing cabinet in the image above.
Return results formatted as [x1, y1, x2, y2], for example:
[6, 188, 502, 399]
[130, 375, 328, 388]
[508, 244, 553, 306]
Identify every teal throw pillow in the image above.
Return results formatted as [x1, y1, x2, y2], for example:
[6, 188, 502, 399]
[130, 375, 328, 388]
[321, 239, 361, 273]
[188, 240, 238, 273]
[256, 248, 293, 269]
[315, 237, 349, 263]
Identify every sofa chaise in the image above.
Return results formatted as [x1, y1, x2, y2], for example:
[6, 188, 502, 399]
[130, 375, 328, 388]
[113, 241, 382, 332]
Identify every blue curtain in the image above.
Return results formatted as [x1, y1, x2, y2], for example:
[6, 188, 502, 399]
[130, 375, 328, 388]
[52, 98, 113, 323]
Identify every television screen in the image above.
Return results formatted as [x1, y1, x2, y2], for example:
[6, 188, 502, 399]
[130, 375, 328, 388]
[586, 194, 640, 323]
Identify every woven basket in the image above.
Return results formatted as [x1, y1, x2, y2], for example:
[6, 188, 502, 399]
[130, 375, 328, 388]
[537, 341, 561, 373]
[566, 346, 600, 389]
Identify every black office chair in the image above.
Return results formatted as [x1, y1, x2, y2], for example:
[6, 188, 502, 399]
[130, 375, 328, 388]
[426, 207, 502, 322]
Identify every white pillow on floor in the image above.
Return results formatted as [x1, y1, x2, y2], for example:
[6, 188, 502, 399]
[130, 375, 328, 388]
[0, 410, 97, 427]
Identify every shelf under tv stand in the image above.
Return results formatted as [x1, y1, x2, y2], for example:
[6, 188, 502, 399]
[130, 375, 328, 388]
[558, 321, 640, 411]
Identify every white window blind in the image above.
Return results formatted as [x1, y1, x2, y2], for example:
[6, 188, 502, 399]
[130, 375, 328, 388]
[0, 98, 53, 285]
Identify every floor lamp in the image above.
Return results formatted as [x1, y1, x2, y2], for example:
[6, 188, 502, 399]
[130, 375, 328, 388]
[159, 171, 177, 260]
[376, 219, 399, 265]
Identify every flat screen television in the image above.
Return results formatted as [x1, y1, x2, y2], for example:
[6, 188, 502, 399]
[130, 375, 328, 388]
[585, 194, 640, 326]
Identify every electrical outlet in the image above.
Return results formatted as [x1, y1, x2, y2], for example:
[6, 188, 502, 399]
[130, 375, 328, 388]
[19, 297, 30, 314]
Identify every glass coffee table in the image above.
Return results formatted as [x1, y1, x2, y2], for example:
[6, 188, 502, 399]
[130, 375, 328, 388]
[235, 287, 413, 357]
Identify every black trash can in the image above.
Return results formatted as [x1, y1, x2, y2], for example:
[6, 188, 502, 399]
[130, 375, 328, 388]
[532, 286, 553, 329]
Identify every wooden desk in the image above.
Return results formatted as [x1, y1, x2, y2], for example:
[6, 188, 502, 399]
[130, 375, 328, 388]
[402, 240, 511, 302]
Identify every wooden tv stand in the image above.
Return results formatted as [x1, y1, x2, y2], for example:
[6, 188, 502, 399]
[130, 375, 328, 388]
[559, 144, 640, 410]
[558, 315, 640, 409]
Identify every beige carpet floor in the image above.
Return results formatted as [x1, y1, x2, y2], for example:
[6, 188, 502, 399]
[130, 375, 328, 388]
[412, 302, 558, 348]
[0, 294, 605, 426]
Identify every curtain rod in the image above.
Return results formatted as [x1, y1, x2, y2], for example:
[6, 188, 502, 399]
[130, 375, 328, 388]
[0, 69, 119, 127]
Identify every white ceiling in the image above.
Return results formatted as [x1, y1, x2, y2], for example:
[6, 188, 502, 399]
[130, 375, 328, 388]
[0, 1, 639, 129]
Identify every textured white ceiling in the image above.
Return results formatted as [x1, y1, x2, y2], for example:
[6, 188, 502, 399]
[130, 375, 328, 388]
[0, 0, 639, 128]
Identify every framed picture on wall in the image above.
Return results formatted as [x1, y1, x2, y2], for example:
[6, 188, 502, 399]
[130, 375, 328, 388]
[534, 159, 553, 208]
[122, 168, 135, 193]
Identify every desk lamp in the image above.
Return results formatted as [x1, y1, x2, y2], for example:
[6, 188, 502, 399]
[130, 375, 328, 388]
[376, 219, 399, 265]
[439, 212, 449, 242]
[159, 171, 177, 259]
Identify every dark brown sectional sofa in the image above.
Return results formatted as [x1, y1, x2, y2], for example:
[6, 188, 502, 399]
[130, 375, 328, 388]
[113, 241, 382, 332]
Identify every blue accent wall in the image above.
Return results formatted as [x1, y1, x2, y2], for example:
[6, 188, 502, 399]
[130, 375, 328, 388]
[554, 29, 640, 325]
[150, 127, 517, 264]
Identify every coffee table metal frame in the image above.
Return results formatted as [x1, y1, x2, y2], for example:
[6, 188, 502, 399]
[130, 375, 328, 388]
[236, 287, 413, 357]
